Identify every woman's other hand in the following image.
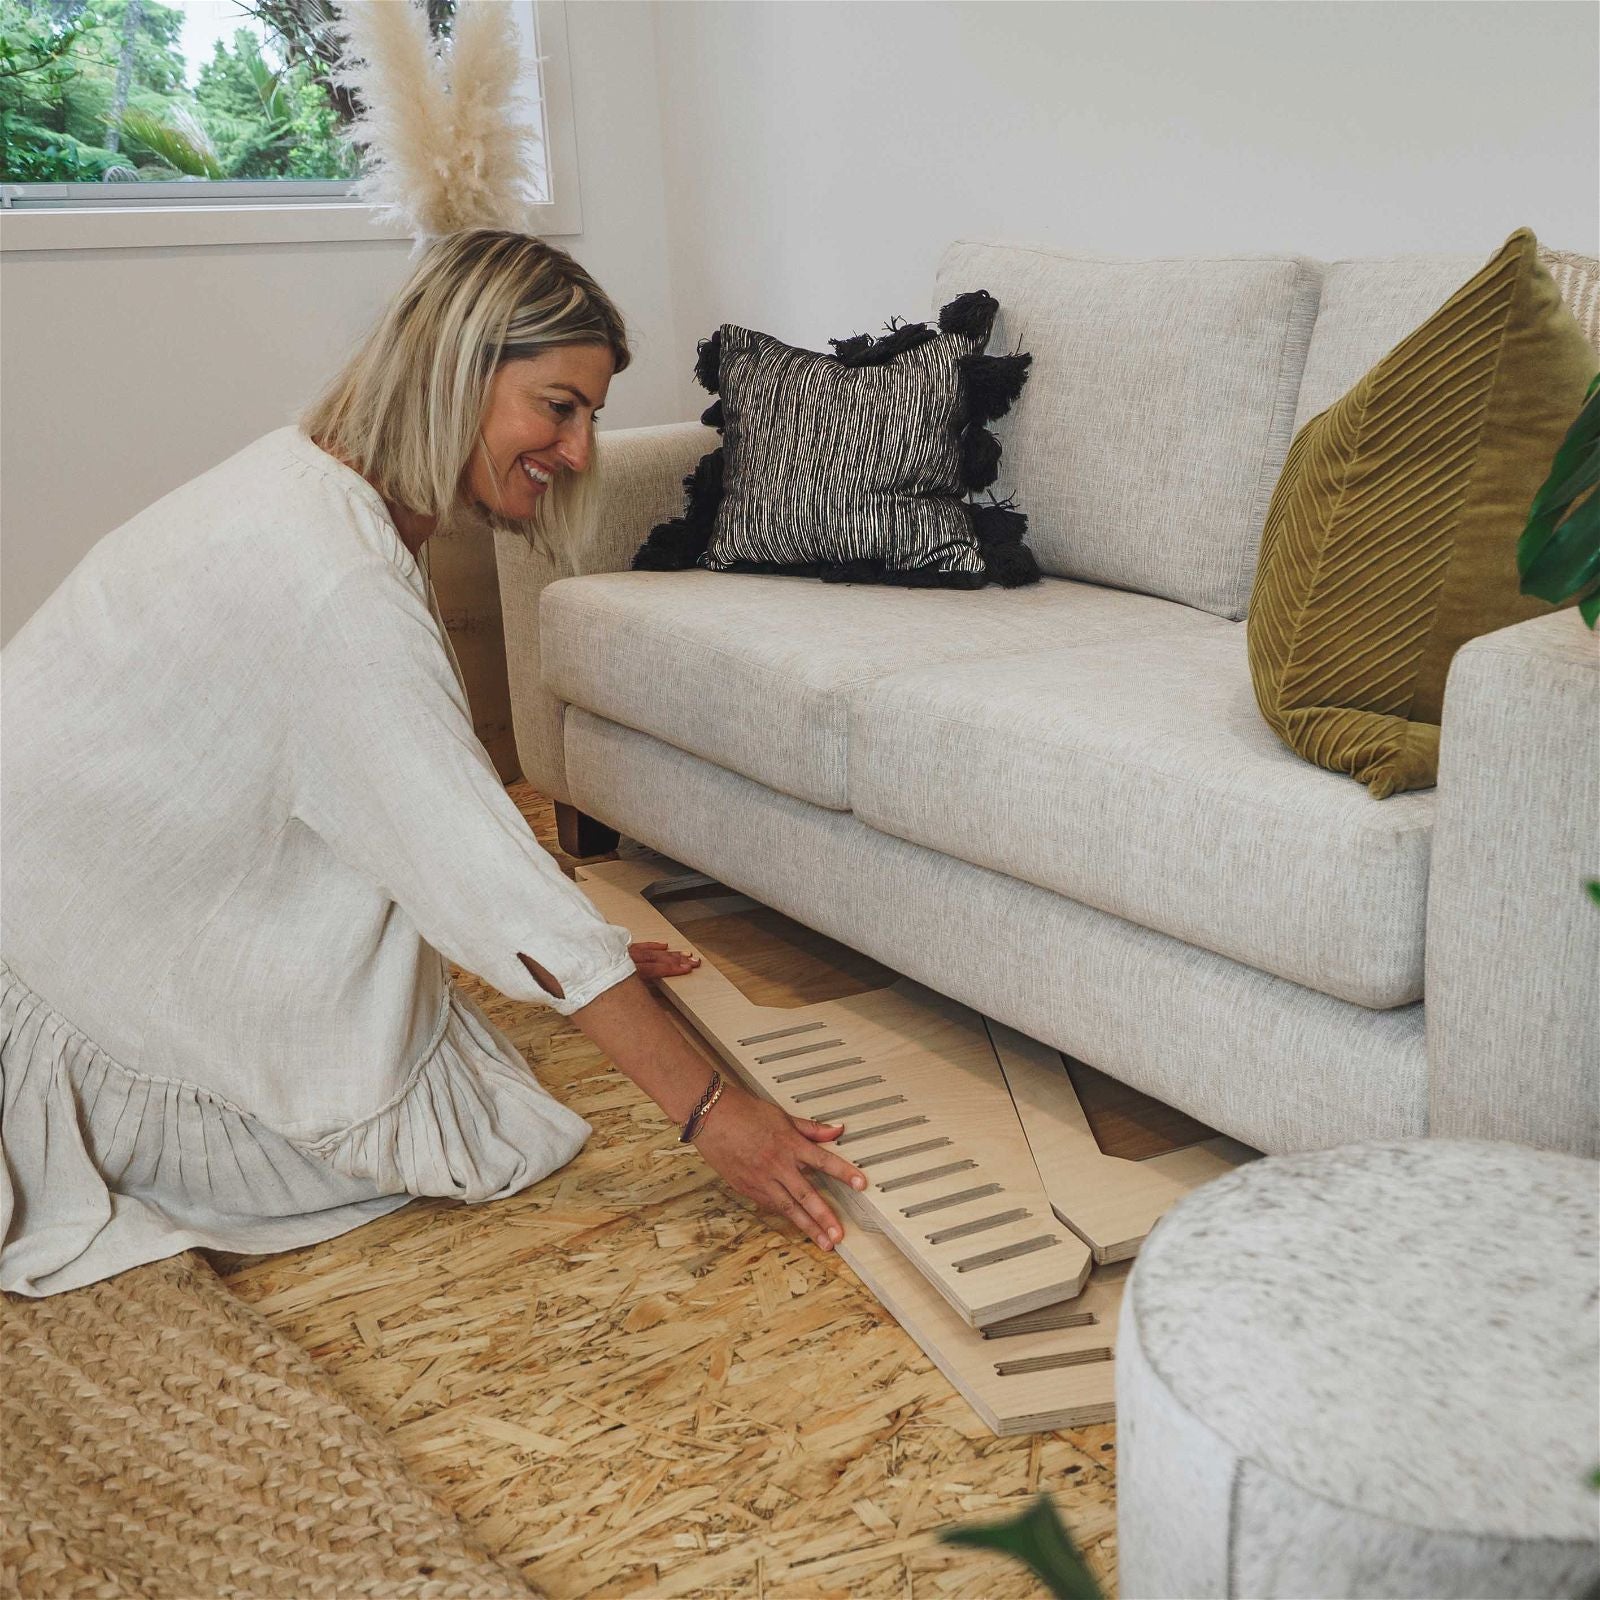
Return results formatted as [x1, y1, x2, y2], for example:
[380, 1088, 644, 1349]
[691, 1081, 869, 1251]
[629, 940, 699, 982]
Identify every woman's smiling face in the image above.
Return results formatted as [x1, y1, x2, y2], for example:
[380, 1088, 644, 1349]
[466, 343, 615, 519]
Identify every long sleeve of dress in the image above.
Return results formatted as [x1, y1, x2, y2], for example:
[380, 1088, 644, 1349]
[288, 557, 636, 1015]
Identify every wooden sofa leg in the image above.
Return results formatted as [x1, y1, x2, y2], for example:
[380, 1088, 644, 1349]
[554, 802, 620, 860]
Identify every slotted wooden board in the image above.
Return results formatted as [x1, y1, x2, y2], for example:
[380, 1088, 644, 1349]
[838, 1229, 1128, 1435]
[992, 1023, 1260, 1262]
[577, 859, 1093, 1329]
[575, 854, 1259, 1435]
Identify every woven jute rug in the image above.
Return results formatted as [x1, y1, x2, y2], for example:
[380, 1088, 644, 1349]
[1, 1249, 534, 1599]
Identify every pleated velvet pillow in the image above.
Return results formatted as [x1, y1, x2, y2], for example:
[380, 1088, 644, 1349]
[1247, 227, 1599, 797]
[633, 291, 1039, 588]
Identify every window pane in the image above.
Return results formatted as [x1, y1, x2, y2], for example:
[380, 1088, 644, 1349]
[0, 0, 521, 192]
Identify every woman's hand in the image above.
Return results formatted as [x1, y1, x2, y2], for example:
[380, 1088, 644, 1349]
[629, 940, 699, 982]
[566, 972, 868, 1251]
[690, 1079, 869, 1251]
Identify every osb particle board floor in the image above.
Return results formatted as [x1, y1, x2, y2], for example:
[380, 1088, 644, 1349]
[212, 783, 1121, 1600]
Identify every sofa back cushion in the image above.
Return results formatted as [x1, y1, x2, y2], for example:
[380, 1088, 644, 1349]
[1296, 246, 1600, 435]
[1291, 251, 1496, 434]
[935, 240, 1321, 620]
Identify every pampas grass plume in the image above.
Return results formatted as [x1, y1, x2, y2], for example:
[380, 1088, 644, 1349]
[336, 0, 546, 246]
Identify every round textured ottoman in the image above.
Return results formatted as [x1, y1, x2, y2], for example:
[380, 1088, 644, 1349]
[1115, 1140, 1599, 1599]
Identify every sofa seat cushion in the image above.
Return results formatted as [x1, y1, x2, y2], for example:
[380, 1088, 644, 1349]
[849, 627, 1434, 1008]
[541, 571, 1229, 810]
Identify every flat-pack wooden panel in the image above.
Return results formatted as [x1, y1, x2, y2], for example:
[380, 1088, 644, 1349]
[575, 854, 1256, 1436]
[836, 1231, 1127, 1435]
[991, 1024, 1259, 1262]
[577, 860, 1093, 1328]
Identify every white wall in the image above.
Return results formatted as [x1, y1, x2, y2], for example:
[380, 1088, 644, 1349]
[5, 0, 1597, 640]
[652, 0, 1599, 416]
[0, 0, 680, 644]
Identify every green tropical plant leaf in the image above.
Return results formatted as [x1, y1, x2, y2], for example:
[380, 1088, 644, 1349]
[1519, 373, 1600, 626]
[239, 47, 292, 127]
[194, 108, 265, 145]
[0, 114, 123, 178]
[938, 1495, 1105, 1600]
[113, 104, 223, 178]
[1528, 437, 1600, 523]
[1520, 505, 1600, 605]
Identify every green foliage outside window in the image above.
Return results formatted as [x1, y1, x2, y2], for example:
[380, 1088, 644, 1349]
[0, 0, 376, 184]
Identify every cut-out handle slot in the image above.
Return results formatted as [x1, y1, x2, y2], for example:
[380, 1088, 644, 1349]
[926, 1208, 1029, 1245]
[812, 1094, 905, 1121]
[980, 1305, 1097, 1340]
[901, 1182, 1002, 1217]
[856, 1137, 952, 1170]
[837, 1116, 927, 1147]
[640, 872, 718, 901]
[756, 1038, 845, 1064]
[878, 1160, 978, 1194]
[993, 1348, 1112, 1378]
[792, 1075, 883, 1103]
[738, 1021, 827, 1047]
[773, 1057, 866, 1084]
[953, 1235, 1059, 1273]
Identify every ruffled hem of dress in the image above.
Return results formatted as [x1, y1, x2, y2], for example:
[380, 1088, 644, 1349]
[290, 981, 593, 1195]
[0, 959, 591, 1297]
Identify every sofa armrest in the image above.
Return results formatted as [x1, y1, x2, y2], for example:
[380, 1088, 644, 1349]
[494, 421, 715, 805]
[1426, 611, 1599, 1155]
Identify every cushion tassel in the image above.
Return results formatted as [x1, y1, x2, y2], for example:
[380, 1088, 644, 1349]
[959, 423, 1002, 491]
[828, 333, 874, 363]
[937, 289, 1000, 342]
[830, 317, 939, 367]
[958, 351, 1033, 424]
[694, 329, 723, 395]
[632, 447, 725, 571]
[970, 495, 1040, 588]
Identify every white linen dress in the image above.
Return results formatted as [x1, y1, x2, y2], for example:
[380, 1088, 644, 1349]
[0, 426, 636, 1297]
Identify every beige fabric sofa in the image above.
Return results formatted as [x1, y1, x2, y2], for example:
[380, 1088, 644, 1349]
[496, 240, 1600, 1161]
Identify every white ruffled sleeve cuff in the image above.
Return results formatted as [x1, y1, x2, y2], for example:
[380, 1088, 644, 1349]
[534, 948, 637, 1016]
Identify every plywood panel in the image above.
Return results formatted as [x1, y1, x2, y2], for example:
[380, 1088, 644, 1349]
[574, 852, 1260, 1437]
[577, 859, 1094, 1329]
[992, 1023, 1258, 1263]
[836, 1232, 1126, 1435]
[654, 890, 900, 1009]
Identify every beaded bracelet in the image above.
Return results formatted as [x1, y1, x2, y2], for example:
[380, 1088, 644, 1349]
[678, 1068, 725, 1143]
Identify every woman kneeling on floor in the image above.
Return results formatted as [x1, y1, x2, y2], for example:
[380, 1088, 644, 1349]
[0, 230, 867, 1298]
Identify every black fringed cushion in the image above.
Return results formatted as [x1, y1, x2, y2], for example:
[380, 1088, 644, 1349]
[633, 291, 1038, 588]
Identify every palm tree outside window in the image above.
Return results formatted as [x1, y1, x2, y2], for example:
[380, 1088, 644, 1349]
[0, 0, 558, 215]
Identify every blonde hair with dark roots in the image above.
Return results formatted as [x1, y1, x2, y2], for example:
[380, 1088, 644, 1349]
[303, 229, 629, 550]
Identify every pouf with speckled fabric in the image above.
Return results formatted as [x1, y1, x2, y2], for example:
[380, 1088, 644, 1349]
[1114, 1140, 1599, 1599]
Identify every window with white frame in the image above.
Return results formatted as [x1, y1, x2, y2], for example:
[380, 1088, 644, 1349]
[0, 0, 580, 246]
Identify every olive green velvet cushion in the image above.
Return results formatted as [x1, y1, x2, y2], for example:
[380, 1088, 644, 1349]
[1247, 228, 1599, 798]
